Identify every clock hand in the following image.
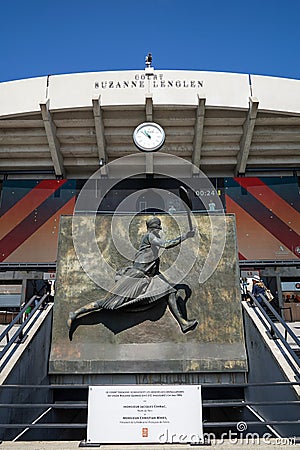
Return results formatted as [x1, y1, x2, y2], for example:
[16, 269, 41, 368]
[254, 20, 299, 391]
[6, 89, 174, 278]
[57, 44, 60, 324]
[143, 130, 151, 139]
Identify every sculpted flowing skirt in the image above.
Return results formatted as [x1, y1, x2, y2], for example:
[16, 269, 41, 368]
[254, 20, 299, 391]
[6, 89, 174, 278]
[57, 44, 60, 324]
[97, 268, 175, 310]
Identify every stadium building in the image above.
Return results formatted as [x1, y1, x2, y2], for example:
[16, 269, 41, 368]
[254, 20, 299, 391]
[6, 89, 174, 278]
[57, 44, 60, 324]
[0, 62, 299, 445]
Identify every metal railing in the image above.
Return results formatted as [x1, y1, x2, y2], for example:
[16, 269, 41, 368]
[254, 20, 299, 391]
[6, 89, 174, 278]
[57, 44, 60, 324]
[247, 292, 300, 376]
[0, 293, 299, 441]
[0, 294, 49, 372]
[0, 382, 299, 440]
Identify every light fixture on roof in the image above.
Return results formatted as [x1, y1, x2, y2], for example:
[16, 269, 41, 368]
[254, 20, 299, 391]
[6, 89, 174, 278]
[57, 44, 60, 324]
[145, 52, 152, 68]
[145, 52, 154, 76]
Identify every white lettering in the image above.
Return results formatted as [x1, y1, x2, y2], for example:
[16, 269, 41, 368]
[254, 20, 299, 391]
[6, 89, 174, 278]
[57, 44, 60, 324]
[228, 432, 238, 444]
[190, 434, 201, 444]
[159, 429, 168, 443]
[245, 432, 260, 445]
[178, 434, 187, 442]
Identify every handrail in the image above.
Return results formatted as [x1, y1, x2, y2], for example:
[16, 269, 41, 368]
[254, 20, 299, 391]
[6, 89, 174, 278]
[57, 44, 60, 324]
[0, 396, 298, 429]
[0, 421, 299, 428]
[260, 293, 300, 347]
[247, 293, 300, 374]
[0, 382, 298, 438]
[0, 294, 49, 370]
[0, 295, 38, 342]
[1, 399, 300, 408]
[0, 380, 299, 388]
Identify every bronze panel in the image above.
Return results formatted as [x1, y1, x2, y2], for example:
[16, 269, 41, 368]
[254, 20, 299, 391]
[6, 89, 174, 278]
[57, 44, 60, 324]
[49, 213, 247, 373]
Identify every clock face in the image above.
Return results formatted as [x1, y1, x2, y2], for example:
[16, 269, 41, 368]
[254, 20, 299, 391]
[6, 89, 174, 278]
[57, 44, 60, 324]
[133, 122, 165, 152]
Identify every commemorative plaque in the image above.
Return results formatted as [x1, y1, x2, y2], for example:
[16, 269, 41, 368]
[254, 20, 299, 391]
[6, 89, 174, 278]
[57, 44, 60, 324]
[87, 384, 203, 444]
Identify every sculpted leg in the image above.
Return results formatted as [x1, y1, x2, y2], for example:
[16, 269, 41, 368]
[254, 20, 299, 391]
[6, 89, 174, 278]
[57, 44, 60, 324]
[67, 301, 101, 329]
[167, 292, 198, 333]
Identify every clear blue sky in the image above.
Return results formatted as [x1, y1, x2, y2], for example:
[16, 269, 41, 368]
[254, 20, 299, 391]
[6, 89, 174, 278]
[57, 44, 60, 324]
[1, 0, 300, 82]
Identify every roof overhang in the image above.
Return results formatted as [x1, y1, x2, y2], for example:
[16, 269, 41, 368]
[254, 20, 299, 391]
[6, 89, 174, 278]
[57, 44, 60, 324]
[0, 70, 299, 179]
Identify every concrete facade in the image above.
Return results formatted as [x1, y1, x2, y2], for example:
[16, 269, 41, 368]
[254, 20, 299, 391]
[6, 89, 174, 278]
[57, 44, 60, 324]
[0, 70, 299, 178]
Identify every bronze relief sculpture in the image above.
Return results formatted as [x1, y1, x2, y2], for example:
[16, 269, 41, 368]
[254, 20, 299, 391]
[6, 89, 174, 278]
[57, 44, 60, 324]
[67, 216, 198, 338]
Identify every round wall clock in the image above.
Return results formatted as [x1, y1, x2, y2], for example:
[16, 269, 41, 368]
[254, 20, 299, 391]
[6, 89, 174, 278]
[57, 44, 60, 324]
[133, 122, 165, 152]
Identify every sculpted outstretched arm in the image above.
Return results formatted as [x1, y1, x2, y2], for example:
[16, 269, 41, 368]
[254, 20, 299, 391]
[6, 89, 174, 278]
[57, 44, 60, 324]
[149, 229, 195, 249]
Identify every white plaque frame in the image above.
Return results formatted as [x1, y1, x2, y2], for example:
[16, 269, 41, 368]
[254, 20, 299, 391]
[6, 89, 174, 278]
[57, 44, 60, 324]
[87, 384, 203, 444]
